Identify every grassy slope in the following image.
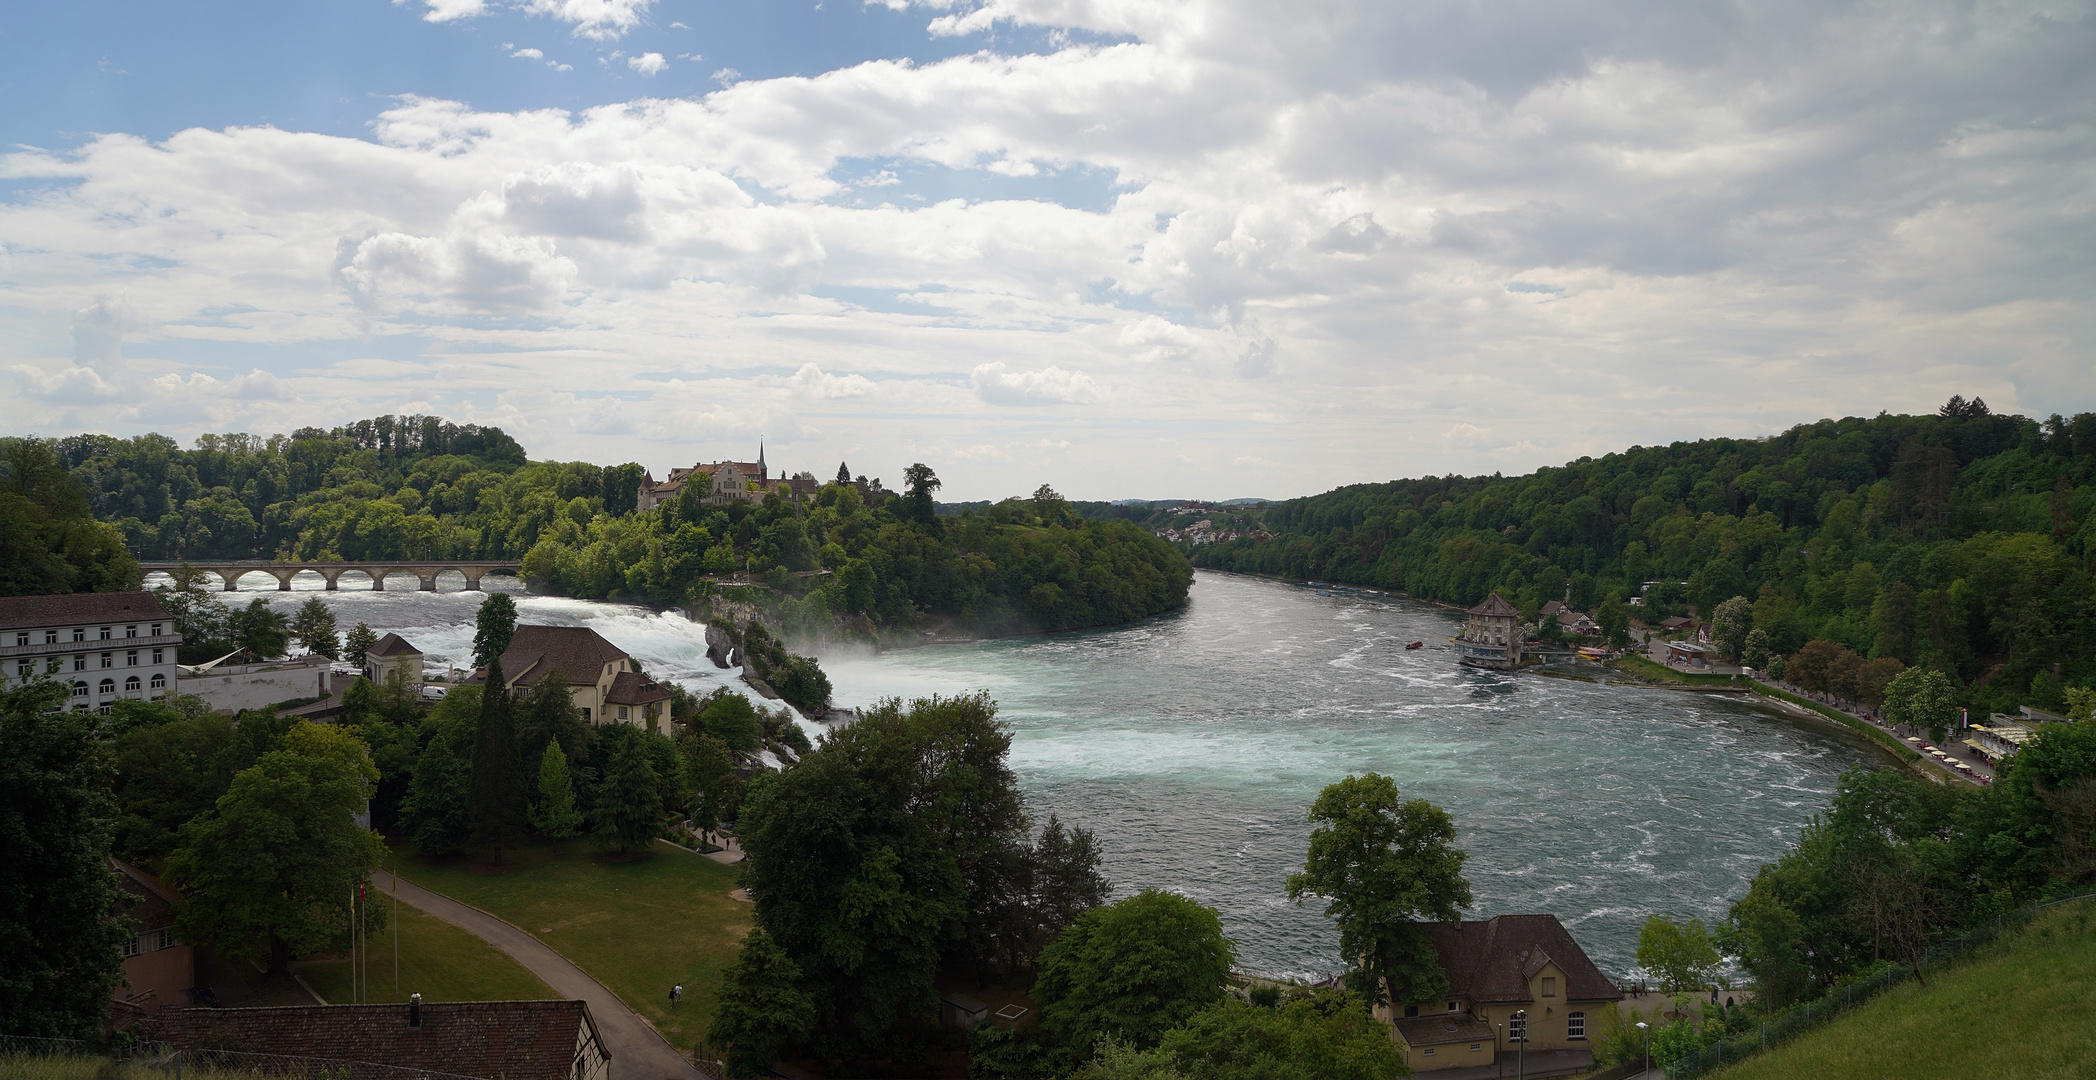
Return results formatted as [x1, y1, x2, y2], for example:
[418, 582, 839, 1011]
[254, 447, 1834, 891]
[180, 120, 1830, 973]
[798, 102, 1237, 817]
[392, 838, 751, 1055]
[1712, 901, 2096, 1080]
[1609, 653, 1739, 686]
[299, 901, 553, 1005]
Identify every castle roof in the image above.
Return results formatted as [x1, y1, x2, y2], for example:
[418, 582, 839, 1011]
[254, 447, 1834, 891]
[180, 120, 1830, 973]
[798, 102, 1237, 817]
[367, 632, 422, 658]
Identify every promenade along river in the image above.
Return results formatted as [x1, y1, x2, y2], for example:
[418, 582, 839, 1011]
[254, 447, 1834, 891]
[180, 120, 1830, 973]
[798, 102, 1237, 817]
[189, 568, 1880, 983]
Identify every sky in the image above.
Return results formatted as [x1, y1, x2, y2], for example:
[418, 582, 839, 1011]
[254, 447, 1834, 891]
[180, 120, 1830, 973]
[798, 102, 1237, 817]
[4, 0, 2093, 502]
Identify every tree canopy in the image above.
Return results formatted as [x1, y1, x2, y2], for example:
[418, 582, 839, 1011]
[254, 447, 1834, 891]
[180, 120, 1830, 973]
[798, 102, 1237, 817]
[166, 721, 387, 972]
[1286, 773, 1472, 1007]
[1034, 889, 1238, 1058]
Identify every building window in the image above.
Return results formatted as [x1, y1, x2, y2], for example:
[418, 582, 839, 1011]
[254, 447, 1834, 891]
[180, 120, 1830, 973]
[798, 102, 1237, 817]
[99, 627, 112, 640]
[1510, 1016, 1527, 1042]
[153, 648, 164, 664]
[156, 928, 176, 950]
[126, 625, 138, 638]
[73, 628, 85, 642]
[122, 936, 141, 958]
[1448, 1002, 1459, 1013]
[1470, 1044, 1483, 1052]
[1568, 1012, 1586, 1039]
[74, 655, 87, 671]
[45, 630, 58, 644]
[582, 707, 592, 722]
[618, 706, 629, 720]
[72, 681, 89, 697]
[1404, 1005, 1419, 1018]
[1422, 1049, 1434, 1057]
[125, 676, 141, 694]
[151, 623, 162, 636]
[98, 702, 112, 715]
[99, 678, 116, 696]
[127, 650, 139, 666]
[151, 674, 166, 690]
[13, 632, 25, 647]
[1542, 977, 1555, 998]
[101, 653, 114, 669]
[15, 660, 28, 681]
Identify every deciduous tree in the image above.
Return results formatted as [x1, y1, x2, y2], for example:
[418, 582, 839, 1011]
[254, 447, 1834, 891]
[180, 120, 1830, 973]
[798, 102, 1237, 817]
[1635, 915, 1721, 992]
[1035, 889, 1237, 1057]
[166, 722, 386, 973]
[0, 683, 131, 1039]
[1286, 773, 1472, 1007]
[343, 621, 380, 667]
[291, 596, 340, 658]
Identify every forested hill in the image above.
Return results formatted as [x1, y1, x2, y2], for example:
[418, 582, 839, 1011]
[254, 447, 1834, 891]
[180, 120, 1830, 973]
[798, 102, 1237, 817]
[3, 417, 1192, 639]
[1194, 401, 2096, 715]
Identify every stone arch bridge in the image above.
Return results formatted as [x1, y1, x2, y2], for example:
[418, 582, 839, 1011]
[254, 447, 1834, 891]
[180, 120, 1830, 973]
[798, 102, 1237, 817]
[139, 560, 522, 592]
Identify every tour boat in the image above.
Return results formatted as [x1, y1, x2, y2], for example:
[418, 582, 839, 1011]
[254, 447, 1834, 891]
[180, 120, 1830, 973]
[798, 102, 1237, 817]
[1406, 641, 1424, 650]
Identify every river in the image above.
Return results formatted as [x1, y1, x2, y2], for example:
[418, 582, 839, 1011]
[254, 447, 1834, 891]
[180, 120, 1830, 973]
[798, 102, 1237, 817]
[174, 568, 1879, 983]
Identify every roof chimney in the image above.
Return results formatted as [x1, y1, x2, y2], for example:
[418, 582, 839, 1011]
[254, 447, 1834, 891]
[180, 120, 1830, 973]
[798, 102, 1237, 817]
[408, 993, 422, 1030]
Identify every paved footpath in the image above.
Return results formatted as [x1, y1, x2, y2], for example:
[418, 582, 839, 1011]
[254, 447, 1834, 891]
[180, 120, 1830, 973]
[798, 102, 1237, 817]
[375, 873, 699, 1080]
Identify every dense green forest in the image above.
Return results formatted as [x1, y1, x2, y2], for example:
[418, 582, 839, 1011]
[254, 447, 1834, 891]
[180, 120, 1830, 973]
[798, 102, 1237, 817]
[5, 417, 1191, 637]
[1194, 401, 2096, 716]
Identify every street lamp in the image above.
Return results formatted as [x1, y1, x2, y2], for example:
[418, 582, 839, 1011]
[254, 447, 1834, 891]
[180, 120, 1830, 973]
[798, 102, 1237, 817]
[1637, 1020, 1650, 1075]
[1514, 1009, 1526, 1080]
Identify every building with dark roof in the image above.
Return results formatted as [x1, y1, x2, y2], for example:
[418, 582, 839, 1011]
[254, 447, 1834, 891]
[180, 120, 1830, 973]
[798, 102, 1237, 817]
[111, 860, 193, 1016]
[1453, 594, 1523, 670]
[489, 625, 673, 731]
[0, 591, 183, 712]
[364, 632, 425, 686]
[151, 1000, 607, 1080]
[1387, 913, 1624, 1073]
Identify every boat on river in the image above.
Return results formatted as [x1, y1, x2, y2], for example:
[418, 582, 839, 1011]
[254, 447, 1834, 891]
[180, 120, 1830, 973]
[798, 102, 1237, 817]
[1406, 641, 1424, 650]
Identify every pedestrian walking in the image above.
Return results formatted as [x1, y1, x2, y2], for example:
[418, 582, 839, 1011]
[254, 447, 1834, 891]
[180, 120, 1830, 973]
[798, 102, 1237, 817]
[671, 984, 682, 1007]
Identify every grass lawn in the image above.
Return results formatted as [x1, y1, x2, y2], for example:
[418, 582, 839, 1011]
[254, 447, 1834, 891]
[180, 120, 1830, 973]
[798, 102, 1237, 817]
[1711, 901, 2096, 1080]
[391, 838, 751, 1055]
[299, 901, 553, 1005]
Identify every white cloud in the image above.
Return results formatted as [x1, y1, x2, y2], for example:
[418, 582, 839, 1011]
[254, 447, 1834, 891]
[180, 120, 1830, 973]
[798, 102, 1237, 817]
[971, 362, 1102, 405]
[70, 293, 147, 366]
[523, 0, 652, 39]
[628, 52, 667, 76]
[780, 363, 877, 399]
[4, 0, 2095, 499]
[711, 67, 741, 86]
[405, 0, 488, 23]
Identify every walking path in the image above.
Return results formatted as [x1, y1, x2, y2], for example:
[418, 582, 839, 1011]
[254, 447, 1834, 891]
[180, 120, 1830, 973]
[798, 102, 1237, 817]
[374, 873, 699, 1080]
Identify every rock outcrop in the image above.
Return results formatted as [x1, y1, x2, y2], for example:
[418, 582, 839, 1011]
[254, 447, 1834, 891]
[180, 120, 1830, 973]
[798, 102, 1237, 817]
[704, 624, 734, 669]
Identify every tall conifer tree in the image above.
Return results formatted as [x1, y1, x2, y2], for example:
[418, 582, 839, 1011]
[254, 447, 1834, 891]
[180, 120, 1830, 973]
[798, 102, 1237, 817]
[469, 657, 527, 861]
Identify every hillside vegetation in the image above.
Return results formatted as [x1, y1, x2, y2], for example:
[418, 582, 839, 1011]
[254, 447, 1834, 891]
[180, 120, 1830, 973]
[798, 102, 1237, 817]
[1195, 401, 2095, 718]
[1709, 900, 2096, 1080]
[11, 417, 1191, 637]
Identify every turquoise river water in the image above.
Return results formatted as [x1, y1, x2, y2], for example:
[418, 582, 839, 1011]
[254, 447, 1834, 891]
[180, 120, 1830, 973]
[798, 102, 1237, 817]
[176, 568, 1882, 982]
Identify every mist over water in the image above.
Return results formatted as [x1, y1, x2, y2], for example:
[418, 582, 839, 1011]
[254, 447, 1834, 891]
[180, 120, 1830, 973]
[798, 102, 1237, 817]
[179, 568, 1878, 982]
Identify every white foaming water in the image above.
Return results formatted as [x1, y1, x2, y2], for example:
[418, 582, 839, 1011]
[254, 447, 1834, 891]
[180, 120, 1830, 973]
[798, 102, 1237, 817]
[170, 569, 1882, 982]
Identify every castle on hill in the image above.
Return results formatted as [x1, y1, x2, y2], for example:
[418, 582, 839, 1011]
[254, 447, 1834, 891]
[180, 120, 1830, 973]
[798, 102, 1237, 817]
[636, 445, 889, 511]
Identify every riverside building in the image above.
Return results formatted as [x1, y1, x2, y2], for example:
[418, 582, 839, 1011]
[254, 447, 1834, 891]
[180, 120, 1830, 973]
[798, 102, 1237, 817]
[1453, 594, 1524, 670]
[0, 591, 184, 711]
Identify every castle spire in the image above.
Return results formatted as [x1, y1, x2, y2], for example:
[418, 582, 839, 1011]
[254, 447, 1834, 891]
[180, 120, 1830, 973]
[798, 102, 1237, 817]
[758, 440, 767, 480]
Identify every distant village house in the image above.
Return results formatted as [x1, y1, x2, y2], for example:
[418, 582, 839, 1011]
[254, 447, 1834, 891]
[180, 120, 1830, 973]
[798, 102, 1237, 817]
[110, 859, 193, 1018]
[364, 632, 424, 686]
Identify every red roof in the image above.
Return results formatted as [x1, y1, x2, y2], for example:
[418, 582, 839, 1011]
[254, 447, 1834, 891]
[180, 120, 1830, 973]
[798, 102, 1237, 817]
[1425, 914, 1623, 1005]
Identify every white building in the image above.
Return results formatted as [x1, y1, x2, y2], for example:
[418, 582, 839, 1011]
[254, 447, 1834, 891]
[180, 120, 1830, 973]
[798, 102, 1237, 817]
[0, 592, 185, 712]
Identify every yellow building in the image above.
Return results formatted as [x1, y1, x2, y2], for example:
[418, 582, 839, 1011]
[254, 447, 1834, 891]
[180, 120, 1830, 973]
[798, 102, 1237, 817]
[1386, 913, 1624, 1072]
